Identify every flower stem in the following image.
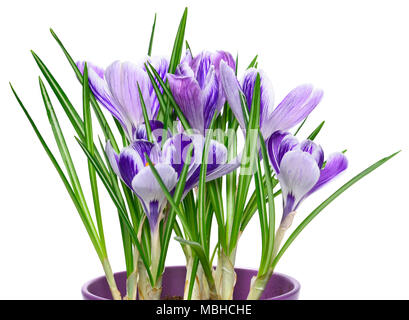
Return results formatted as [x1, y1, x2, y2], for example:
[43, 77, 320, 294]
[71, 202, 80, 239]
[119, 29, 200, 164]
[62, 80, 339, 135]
[247, 271, 272, 300]
[215, 249, 237, 300]
[101, 258, 121, 300]
[137, 256, 162, 300]
[184, 257, 210, 300]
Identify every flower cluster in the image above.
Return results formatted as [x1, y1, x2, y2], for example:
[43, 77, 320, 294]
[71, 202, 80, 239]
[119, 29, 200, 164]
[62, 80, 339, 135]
[15, 9, 396, 301]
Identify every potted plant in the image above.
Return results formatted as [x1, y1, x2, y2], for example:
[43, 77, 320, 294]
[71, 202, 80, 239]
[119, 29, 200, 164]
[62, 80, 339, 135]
[11, 8, 398, 300]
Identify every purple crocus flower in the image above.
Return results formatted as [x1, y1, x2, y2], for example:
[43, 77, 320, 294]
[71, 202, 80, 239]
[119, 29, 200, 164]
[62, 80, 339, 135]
[220, 61, 323, 140]
[77, 57, 168, 141]
[267, 131, 348, 222]
[167, 50, 236, 135]
[105, 130, 229, 230]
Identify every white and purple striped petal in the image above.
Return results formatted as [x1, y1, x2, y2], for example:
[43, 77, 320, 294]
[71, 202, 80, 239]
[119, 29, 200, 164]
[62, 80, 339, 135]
[307, 152, 348, 196]
[268, 85, 323, 135]
[220, 63, 323, 140]
[168, 50, 235, 135]
[278, 150, 321, 220]
[267, 132, 348, 221]
[131, 163, 178, 231]
[241, 68, 275, 135]
[78, 57, 169, 142]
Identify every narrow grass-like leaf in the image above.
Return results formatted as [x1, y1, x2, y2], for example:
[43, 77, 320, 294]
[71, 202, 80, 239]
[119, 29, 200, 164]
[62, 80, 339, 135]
[77, 139, 153, 284]
[83, 64, 106, 254]
[49, 29, 120, 152]
[168, 8, 188, 73]
[147, 13, 157, 56]
[39, 78, 98, 241]
[187, 256, 199, 300]
[146, 62, 191, 131]
[198, 113, 218, 254]
[10, 83, 104, 260]
[247, 55, 258, 69]
[137, 83, 154, 142]
[271, 151, 400, 269]
[32, 51, 84, 138]
[229, 74, 261, 253]
[185, 40, 192, 53]
[174, 237, 215, 288]
[258, 131, 276, 274]
[307, 121, 325, 140]
[157, 145, 193, 280]
[294, 117, 308, 136]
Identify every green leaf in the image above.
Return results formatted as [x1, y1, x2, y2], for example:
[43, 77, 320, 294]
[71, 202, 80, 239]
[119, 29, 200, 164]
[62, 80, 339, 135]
[10, 83, 104, 261]
[168, 8, 188, 74]
[187, 256, 199, 300]
[229, 73, 261, 253]
[258, 131, 276, 275]
[76, 139, 153, 284]
[198, 113, 218, 254]
[39, 77, 96, 235]
[137, 83, 154, 142]
[307, 121, 325, 140]
[271, 151, 400, 269]
[247, 55, 258, 69]
[32, 51, 84, 139]
[156, 145, 193, 280]
[174, 237, 215, 288]
[145, 62, 191, 131]
[147, 13, 157, 56]
[185, 40, 192, 54]
[49, 29, 120, 152]
[294, 117, 308, 136]
[83, 64, 106, 255]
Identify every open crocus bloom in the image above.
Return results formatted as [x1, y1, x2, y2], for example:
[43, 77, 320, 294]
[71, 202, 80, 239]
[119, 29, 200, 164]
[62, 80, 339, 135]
[267, 131, 348, 222]
[220, 61, 324, 140]
[77, 57, 168, 141]
[105, 130, 229, 230]
[167, 50, 235, 135]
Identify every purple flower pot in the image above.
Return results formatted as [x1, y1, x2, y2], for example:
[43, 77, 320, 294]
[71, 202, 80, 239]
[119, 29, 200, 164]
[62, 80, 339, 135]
[82, 266, 300, 300]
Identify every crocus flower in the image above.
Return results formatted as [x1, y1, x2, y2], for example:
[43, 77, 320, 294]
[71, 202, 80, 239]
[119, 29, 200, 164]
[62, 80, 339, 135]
[167, 50, 236, 135]
[105, 130, 229, 230]
[77, 57, 168, 141]
[267, 131, 348, 222]
[220, 61, 323, 140]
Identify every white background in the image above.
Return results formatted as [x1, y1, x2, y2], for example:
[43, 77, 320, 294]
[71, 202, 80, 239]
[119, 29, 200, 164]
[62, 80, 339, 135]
[1, 0, 408, 299]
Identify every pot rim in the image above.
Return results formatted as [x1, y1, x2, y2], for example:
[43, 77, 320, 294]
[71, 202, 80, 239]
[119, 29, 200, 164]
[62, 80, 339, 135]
[81, 266, 300, 300]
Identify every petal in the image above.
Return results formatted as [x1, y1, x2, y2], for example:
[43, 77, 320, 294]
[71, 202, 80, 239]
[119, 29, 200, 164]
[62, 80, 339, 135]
[167, 73, 204, 134]
[211, 51, 236, 111]
[307, 152, 348, 195]
[220, 60, 246, 130]
[201, 66, 219, 130]
[133, 120, 169, 144]
[184, 139, 228, 192]
[278, 150, 320, 212]
[277, 135, 299, 168]
[191, 51, 212, 87]
[105, 61, 153, 132]
[211, 51, 236, 77]
[268, 84, 323, 136]
[117, 146, 145, 188]
[267, 131, 292, 173]
[161, 133, 195, 177]
[241, 68, 274, 133]
[77, 61, 124, 127]
[299, 140, 324, 168]
[131, 164, 178, 230]
[105, 141, 120, 177]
